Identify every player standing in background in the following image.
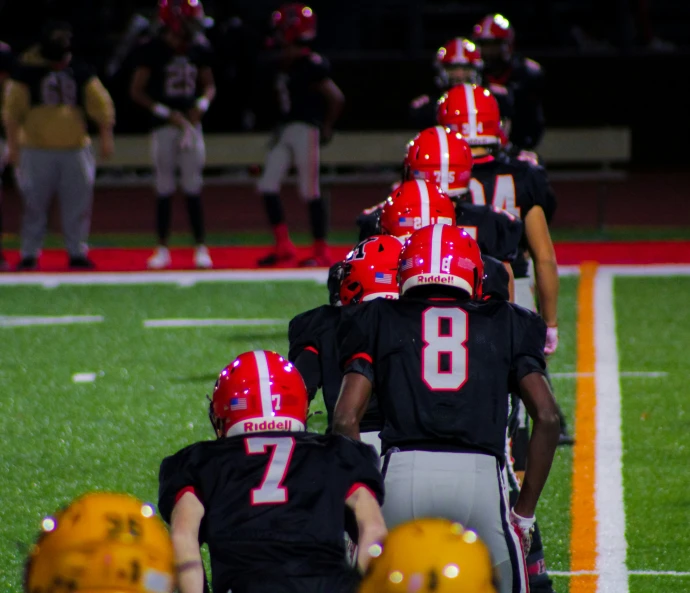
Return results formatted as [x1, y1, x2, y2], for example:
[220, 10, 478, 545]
[159, 350, 386, 593]
[334, 225, 561, 593]
[24, 492, 176, 593]
[0, 41, 15, 271]
[471, 14, 545, 152]
[130, 0, 216, 270]
[3, 21, 114, 271]
[289, 234, 403, 455]
[257, 3, 345, 268]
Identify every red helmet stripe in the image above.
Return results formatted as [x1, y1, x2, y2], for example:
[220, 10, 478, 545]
[463, 84, 477, 138]
[433, 126, 450, 192]
[416, 179, 431, 227]
[430, 224, 444, 274]
[252, 350, 274, 417]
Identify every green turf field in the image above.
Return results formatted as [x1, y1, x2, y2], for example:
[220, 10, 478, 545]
[0, 272, 687, 593]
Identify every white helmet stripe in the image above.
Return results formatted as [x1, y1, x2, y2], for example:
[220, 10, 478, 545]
[416, 179, 430, 227]
[463, 83, 477, 138]
[480, 15, 494, 38]
[434, 126, 450, 193]
[430, 224, 443, 274]
[253, 350, 274, 417]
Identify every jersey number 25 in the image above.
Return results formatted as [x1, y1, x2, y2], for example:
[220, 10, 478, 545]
[421, 307, 469, 391]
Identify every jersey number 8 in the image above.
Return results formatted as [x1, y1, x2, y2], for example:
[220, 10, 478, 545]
[421, 307, 469, 391]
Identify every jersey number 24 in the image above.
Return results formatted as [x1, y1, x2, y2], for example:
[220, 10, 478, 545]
[421, 307, 469, 391]
[469, 174, 521, 218]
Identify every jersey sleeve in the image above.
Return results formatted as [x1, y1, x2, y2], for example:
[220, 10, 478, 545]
[131, 41, 158, 69]
[481, 255, 510, 301]
[327, 262, 345, 306]
[336, 437, 384, 505]
[337, 302, 378, 383]
[158, 445, 203, 523]
[0, 43, 15, 73]
[488, 208, 524, 262]
[288, 308, 322, 361]
[509, 306, 547, 390]
[306, 53, 330, 85]
[526, 166, 557, 223]
[194, 40, 214, 68]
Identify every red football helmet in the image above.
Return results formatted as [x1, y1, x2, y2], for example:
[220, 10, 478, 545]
[380, 180, 456, 239]
[398, 224, 484, 297]
[405, 127, 473, 197]
[210, 350, 308, 437]
[435, 38, 483, 87]
[471, 14, 514, 65]
[272, 3, 317, 44]
[159, 0, 204, 34]
[437, 84, 502, 146]
[340, 235, 404, 305]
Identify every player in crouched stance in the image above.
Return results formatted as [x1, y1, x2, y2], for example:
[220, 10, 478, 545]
[159, 349, 386, 593]
[334, 225, 560, 593]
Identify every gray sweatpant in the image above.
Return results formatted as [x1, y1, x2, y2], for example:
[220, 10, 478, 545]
[382, 450, 528, 593]
[151, 123, 205, 195]
[16, 146, 95, 258]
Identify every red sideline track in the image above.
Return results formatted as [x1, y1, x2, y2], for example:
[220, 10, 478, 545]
[3, 241, 690, 272]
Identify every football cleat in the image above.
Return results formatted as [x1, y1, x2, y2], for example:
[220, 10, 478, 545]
[359, 518, 498, 593]
[380, 180, 456, 239]
[398, 224, 484, 298]
[147, 246, 171, 270]
[25, 492, 175, 593]
[405, 127, 473, 197]
[339, 235, 404, 305]
[194, 245, 213, 269]
[209, 350, 308, 437]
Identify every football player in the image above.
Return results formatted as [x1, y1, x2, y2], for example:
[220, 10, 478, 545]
[130, 0, 216, 270]
[0, 40, 15, 271]
[334, 224, 561, 593]
[24, 492, 175, 593]
[471, 14, 545, 151]
[289, 234, 403, 455]
[360, 518, 499, 593]
[257, 4, 345, 268]
[159, 350, 386, 593]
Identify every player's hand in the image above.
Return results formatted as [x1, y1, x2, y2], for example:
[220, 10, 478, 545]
[544, 326, 559, 356]
[99, 133, 114, 161]
[509, 509, 535, 553]
[517, 150, 540, 167]
[169, 110, 186, 128]
[187, 107, 203, 126]
[320, 124, 334, 146]
[411, 94, 430, 109]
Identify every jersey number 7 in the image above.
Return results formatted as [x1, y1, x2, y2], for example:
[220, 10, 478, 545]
[421, 307, 469, 391]
[244, 436, 295, 505]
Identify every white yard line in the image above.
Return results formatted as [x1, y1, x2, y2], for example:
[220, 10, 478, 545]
[72, 372, 97, 383]
[143, 319, 287, 328]
[550, 570, 690, 577]
[594, 268, 629, 592]
[551, 371, 667, 379]
[0, 315, 104, 327]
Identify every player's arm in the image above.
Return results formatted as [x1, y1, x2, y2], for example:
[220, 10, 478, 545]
[503, 261, 515, 302]
[524, 205, 558, 329]
[129, 65, 185, 128]
[170, 491, 206, 593]
[84, 76, 116, 160]
[2, 79, 29, 165]
[514, 372, 560, 518]
[345, 486, 387, 573]
[292, 348, 321, 401]
[333, 373, 373, 440]
[188, 65, 216, 125]
[314, 78, 344, 143]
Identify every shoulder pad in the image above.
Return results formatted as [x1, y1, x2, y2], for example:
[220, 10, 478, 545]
[524, 58, 542, 73]
[488, 83, 509, 96]
[309, 52, 324, 64]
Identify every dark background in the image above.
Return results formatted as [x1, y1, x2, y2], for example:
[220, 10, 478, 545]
[0, 0, 688, 165]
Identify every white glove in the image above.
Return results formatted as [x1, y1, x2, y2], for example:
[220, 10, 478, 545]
[510, 509, 536, 553]
[544, 326, 558, 356]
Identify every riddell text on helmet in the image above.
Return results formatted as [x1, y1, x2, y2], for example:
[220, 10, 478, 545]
[417, 275, 454, 284]
[244, 419, 294, 432]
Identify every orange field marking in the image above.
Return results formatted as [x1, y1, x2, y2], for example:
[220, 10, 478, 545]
[570, 262, 598, 593]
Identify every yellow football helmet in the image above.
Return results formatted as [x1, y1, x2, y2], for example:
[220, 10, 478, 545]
[360, 518, 499, 593]
[25, 492, 175, 593]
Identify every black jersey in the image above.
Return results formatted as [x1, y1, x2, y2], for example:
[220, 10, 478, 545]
[481, 254, 510, 301]
[485, 55, 545, 150]
[289, 305, 383, 433]
[11, 59, 93, 109]
[132, 36, 213, 124]
[338, 297, 546, 460]
[0, 41, 14, 74]
[159, 432, 383, 591]
[274, 52, 330, 127]
[470, 153, 556, 278]
[455, 201, 523, 263]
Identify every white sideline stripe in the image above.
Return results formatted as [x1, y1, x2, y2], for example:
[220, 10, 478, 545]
[602, 264, 690, 276]
[0, 315, 104, 327]
[143, 319, 287, 328]
[72, 372, 96, 383]
[551, 371, 667, 379]
[594, 268, 629, 592]
[550, 570, 690, 577]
